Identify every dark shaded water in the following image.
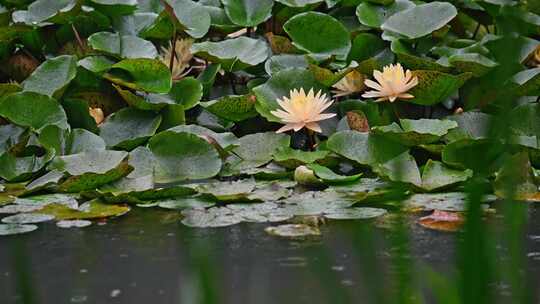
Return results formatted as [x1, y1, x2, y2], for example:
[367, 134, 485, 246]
[2, 204, 540, 304]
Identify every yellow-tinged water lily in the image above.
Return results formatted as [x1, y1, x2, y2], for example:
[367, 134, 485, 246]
[159, 38, 194, 80]
[331, 70, 365, 97]
[362, 63, 418, 102]
[271, 88, 336, 134]
[89, 107, 104, 125]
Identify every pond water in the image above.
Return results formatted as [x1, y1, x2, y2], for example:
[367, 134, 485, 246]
[2, 204, 540, 304]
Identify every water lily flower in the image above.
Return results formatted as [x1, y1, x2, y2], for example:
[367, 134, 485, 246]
[362, 63, 418, 102]
[159, 38, 194, 80]
[271, 88, 336, 133]
[331, 70, 365, 97]
[89, 107, 104, 125]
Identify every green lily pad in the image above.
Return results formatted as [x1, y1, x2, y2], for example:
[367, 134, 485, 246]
[201, 94, 258, 122]
[327, 130, 408, 166]
[39, 126, 106, 155]
[22, 55, 77, 97]
[148, 131, 222, 183]
[356, 0, 415, 29]
[372, 150, 422, 186]
[222, 0, 273, 26]
[99, 107, 162, 150]
[381, 2, 457, 39]
[87, 0, 137, 16]
[2, 213, 55, 224]
[511, 67, 540, 97]
[283, 12, 351, 60]
[0, 92, 68, 132]
[168, 77, 203, 110]
[181, 208, 243, 227]
[191, 37, 270, 71]
[264, 55, 309, 75]
[275, 0, 323, 7]
[265, 224, 321, 237]
[56, 220, 92, 228]
[0, 224, 38, 236]
[324, 207, 387, 220]
[227, 132, 290, 170]
[196, 178, 256, 201]
[78, 56, 116, 74]
[167, 0, 211, 38]
[419, 160, 473, 192]
[0, 152, 54, 182]
[88, 31, 158, 59]
[48, 150, 131, 192]
[408, 70, 472, 106]
[272, 147, 329, 169]
[105, 58, 172, 94]
[253, 68, 326, 122]
[372, 118, 458, 146]
[158, 196, 215, 210]
[166, 124, 238, 151]
[38, 200, 130, 220]
[403, 192, 495, 212]
[307, 163, 362, 184]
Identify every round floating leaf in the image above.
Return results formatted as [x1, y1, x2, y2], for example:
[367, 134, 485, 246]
[283, 12, 351, 60]
[158, 196, 215, 210]
[307, 163, 362, 184]
[372, 151, 422, 185]
[196, 178, 256, 201]
[356, 0, 415, 29]
[381, 2, 457, 39]
[78, 56, 116, 74]
[167, 0, 211, 38]
[191, 37, 270, 71]
[327, 130, 408, 166]
[222, 0, 273, 26]
[2, 213, 54, 224]
[324, 207, 387, 220]
[511, 67, 540, 96]
[0, 224, 38, 236]
[100, 107, 162, 150]
[372, 118, 458, 146]
[57, 220, 92, 228]
[201, 94, 258, 122]
[265, 224, 321, 238]
[264, 55, 309, 75]
[166, 124, 238, 151]
[253, 68, 326, 122]
[87, 0, 137, 16]
[275, 0, 323, 7]
[105, 58, 172, 94]
[24, 0, 78, 24]
[228, 132, 290, 170]
[181, 208, 243, 227]
[39, 126, 106, 155]
[408, 71, 472, 106]
[148, 131, 222, 183]
[88, 31, 158, 59]
[419, 159, 472, 192]
[168, 77, 203, 110]
[22, 55, 77, 97]
[273, 146, 329, 168]
[448, 53, 498, 77]
[0, 92, 68, 132]
[38, 200, 130, 220]
[0, 152, 54, 182]
[403, 192, 495, 212]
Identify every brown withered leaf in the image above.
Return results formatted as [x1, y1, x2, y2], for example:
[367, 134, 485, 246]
[418, 210, 464, 232]
[346, 111, 370, 132]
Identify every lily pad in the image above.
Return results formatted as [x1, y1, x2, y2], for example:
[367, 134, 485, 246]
[227, 132, 290, 170]
[381, 2, 457, 39]
[356, 0, 415, 29]
[222, 0, 273, 26]
[22, 55, 77, 97]
[202, 94, 258, 122]
[2, 213, 55, 224]
[195, 178, 256, 201]
[167, 0, 211, 38]
[0, 92, 68, 132]
[372, 119, 458, 146]
[0, 224, 38, 236]
[88, 32, 157, 59]
[158, 196, 215, 210]
[38, 200, 130, 220]
[148, 131, 222, 183]
[419, 160, 473, 192]
[272, 147, 329, 169]
[324, 207, 387, 220]
[56, 220, 92, 228]
[307, 163, 362, 184]
[191, 37, 270, 71]
[408, 71, 472, 106]
[283, 12, 351, 60]
[100, 107, 162, 150]
[265, 224, 321, 238]
[105, 58, 172, 94]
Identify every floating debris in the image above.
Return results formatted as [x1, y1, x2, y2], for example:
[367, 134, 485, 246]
[265, 224, 321, 238]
